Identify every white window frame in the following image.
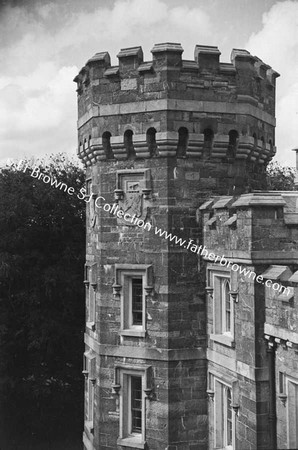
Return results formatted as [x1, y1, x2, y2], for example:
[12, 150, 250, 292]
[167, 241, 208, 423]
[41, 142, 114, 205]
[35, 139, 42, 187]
[213, 376, 235, 450]
[115, 364, 151, 449]
[85, 263, 97, 331]
[83, 350, 96, 434]
[122, 271, 146, 333]
[114, 264, 152, 338]
[209, 268, 235, 347]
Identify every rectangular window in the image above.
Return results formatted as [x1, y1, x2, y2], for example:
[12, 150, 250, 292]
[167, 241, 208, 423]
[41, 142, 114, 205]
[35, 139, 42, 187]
[116, 366, 148, 449]
[131, 278, 143, 326]
[114, 264, 153, 338]
[214, 379, 234, 449]
[123, 273, 145, 334]
[131, 376, 142, 434]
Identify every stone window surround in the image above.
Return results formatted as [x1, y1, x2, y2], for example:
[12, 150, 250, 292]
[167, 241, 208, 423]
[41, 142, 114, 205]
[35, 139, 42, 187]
[114, 264, 153, 338]
[207, 265, 237, 348]
[114, 364, 152, 449]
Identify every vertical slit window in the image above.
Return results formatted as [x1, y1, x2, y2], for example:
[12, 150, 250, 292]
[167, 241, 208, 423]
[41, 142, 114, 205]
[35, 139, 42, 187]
[177, 127, 188, 157]
[279, 372, 285, 394]
[146, 128, 157, 156]
[227, 130, 238, 158]
[102, 131, 113, 159]
[203, 128, 213, 157]
[226, 387, 233, 446]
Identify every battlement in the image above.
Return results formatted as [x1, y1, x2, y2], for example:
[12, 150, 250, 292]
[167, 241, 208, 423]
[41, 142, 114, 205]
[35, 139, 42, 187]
[200, 192, 298, 264]
[74, 42, 279, 179]
[75, 42, 278, 90]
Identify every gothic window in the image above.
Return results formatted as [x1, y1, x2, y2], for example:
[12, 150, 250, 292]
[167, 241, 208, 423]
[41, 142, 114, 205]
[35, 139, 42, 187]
[227, 130, 238, 158]
[209, 271, 235, 347]
[214, 380, 234, 449]
[203, 128, 214, 158]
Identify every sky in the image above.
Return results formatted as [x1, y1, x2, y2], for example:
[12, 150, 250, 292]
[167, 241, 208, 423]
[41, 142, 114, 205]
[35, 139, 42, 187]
[0, 0, 297, 167]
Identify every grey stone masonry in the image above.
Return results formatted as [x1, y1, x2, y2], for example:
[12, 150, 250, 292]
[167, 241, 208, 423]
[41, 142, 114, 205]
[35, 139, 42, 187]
[75, 43, 279, 450]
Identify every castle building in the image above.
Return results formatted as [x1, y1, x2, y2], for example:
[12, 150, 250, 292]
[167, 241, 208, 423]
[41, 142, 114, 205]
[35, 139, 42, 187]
[74, 42, 297, 450]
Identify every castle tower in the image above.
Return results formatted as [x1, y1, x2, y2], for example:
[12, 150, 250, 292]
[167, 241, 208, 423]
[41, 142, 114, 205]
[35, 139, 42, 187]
[74, 43, 279, 450]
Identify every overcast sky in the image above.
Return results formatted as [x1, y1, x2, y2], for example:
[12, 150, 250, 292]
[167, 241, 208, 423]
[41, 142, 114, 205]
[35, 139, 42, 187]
[0, 0, 297, 166]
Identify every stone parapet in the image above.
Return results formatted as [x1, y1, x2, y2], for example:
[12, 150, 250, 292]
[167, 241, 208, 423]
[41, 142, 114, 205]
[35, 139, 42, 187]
[75, 42, 279, 177]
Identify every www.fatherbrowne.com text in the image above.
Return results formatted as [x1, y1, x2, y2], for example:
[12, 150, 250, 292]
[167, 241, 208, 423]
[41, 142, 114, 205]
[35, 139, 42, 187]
[16, 160, 291, 296]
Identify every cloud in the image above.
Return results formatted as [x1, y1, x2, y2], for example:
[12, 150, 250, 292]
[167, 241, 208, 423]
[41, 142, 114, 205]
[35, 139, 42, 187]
[0, 0, 213, 165]
[246, 0, 298, 165]
[2, 0, 296, 168]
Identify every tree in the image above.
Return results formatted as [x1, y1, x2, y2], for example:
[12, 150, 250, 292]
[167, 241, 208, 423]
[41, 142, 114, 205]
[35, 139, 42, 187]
[266, 161, 296, 191]
[0, 154, 85, 448]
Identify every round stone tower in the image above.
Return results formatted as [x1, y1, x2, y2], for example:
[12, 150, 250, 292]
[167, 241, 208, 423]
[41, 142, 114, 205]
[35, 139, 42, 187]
[74, 43, 279, 450]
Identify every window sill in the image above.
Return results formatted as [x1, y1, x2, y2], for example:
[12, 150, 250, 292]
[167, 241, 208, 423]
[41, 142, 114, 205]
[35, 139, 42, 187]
[117, 436, 146, 449]
[210, 333, 235, 348]
[119, 329, 146, 338]
[86, 321, 96, 331]
[84, 420, 94, 434]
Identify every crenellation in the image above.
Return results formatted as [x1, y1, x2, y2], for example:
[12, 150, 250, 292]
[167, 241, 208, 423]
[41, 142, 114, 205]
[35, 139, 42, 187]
[195, 45, 221, 72]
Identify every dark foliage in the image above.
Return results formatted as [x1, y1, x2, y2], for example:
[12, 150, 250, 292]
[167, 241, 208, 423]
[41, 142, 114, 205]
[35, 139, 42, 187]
[266, 161, 296, 191]
[0, 154, 85, 448]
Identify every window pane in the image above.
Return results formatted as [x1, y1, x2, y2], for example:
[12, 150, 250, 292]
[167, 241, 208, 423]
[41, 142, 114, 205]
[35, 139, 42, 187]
[132, 278, 143, 325]
[226, 387, 232, 446]
[131, 376, 142, 433]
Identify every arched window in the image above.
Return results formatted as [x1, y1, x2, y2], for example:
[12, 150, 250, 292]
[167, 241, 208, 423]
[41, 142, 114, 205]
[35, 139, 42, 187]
[253, 133, 257, 149]
[146, 128, 157, 156]
[222, 279, 231, 334]
[227, 130, 238, 158]
[177, 127, 188, 157]
[124, 129, 135, 158]
[102, 132, 113, 159]
[203, 128, 214, 157]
